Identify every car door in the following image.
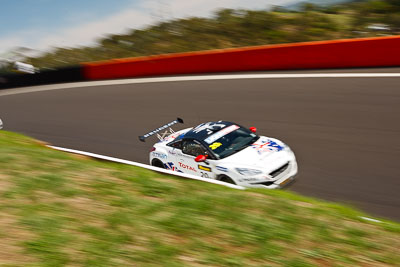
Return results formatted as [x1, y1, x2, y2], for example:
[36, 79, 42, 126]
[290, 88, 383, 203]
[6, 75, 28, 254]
[179, 139, 216, 179]
[164, 139, 184, 172]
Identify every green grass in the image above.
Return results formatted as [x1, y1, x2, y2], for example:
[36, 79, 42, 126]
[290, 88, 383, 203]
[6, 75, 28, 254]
[0, 130, 399, 266]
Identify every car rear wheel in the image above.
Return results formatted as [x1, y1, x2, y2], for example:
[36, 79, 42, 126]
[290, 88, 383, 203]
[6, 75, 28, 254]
[151, 159, 165, 169]
[219, 175, 236, 184]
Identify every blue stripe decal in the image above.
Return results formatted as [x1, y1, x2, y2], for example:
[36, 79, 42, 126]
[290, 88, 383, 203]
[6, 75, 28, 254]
[216, 166, 228, 172]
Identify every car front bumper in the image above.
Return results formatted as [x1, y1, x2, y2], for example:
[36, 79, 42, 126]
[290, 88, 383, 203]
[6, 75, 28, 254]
[246, 159, 298, 189]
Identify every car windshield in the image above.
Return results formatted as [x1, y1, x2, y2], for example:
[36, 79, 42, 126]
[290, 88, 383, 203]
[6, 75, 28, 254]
[204, 126, 259, 159]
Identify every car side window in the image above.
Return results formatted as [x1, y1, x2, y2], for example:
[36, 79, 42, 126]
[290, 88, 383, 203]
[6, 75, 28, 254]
[182, 140, 207, 157]
[167, 140, 182, 149]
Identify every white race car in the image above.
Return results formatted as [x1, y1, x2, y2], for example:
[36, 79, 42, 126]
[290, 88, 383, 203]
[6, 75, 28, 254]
[139, 118, 297, 189]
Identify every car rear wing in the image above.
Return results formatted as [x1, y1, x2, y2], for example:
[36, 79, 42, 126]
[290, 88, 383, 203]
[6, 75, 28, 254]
[139, 118, 184, 142]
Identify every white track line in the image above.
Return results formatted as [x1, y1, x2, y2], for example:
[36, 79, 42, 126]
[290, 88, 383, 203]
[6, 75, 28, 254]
[1, 72, 400, 97]
[360, 216, 382, 223]
[47, 145, 245, 190]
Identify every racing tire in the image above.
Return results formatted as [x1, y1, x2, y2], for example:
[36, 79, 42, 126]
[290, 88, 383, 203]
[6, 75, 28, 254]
[151, 159, 165, 169]
[219, 175, 236, 185]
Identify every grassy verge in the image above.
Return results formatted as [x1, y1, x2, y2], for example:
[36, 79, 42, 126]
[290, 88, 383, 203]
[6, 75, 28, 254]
[0, 131, 399, 266]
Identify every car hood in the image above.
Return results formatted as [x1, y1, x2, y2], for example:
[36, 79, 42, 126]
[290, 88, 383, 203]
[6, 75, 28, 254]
[223, 136, 290, 171]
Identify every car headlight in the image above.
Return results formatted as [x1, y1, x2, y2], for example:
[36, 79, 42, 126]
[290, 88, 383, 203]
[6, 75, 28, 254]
[235, 168, 263, 176]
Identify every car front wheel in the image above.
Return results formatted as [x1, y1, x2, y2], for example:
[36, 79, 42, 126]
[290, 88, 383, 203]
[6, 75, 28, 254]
[218, 175, 236, 184]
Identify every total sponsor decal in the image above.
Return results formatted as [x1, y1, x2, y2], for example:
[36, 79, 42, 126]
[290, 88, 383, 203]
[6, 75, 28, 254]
[164, 162, 183, 173]
[152, 152, 167, 159]
[251, 138, 284, 154]
[178, 162, 197, 172]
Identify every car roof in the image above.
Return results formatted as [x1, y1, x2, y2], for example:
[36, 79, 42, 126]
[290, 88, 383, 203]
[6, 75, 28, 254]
[183, 121, 236, 142]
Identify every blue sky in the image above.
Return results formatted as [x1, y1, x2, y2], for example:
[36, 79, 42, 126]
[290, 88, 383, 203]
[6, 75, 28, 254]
[0, 0, 296, 55]
[0, 0, 137, 37]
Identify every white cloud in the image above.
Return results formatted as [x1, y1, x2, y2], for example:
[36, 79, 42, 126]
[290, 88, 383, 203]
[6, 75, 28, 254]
[0, 3, 154, 54]
[0, 36, 25, 54]
[0, 0, 296, 55]
[35, 9, 152, 50]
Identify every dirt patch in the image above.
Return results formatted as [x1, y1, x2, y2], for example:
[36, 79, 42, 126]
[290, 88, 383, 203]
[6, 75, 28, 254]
[0, 174, 12, 195]
[0, 214, 37, 265]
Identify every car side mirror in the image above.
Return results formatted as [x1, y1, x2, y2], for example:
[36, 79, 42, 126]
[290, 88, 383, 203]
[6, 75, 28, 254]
[249, 127, 257, 133]
[195, 155, 207, 163]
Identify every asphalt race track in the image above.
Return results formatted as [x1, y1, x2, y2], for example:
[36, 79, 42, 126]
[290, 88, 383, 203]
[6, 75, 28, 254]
[1, 68, 399, 221]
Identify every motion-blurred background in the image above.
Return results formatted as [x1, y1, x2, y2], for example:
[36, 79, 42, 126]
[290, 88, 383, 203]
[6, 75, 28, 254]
[0, 0, 399, 73]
